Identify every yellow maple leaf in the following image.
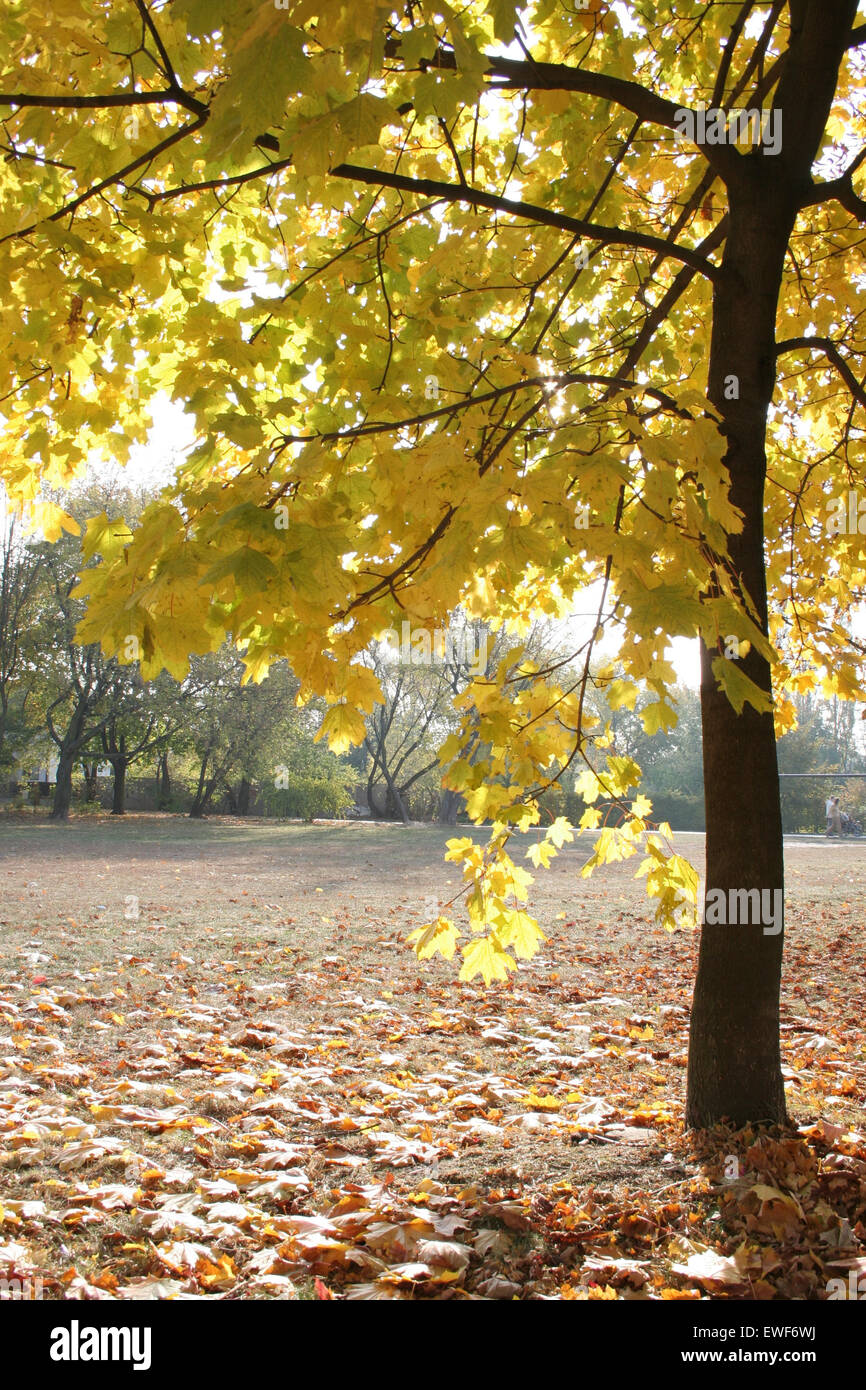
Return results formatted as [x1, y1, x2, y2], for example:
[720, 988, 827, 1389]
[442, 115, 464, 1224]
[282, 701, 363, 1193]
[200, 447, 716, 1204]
[407, 917, 459, 961]
[315, 703, 366, 753]
[459, 936, 515, 984]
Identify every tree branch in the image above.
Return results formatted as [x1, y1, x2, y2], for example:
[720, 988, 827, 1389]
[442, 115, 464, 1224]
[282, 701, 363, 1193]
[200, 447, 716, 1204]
[0, 88, 207, 118]
[146, 153, 717, 279]
[776, 335, 866, 410]
[610, 218, 729, 392]
[133, 0, 182, 90]
[711, 1, 757, 108]
[329, 164, 718, 279]
[1, 114, 208, 245]
[798, 147, 866, 219]
[277, 370, 691, 450]
[484, 55, 682, 130]
[482, 55, 741, 182]
[143, 152, 294, 207]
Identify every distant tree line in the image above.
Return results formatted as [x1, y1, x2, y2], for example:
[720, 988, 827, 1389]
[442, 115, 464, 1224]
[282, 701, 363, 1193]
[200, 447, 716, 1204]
[2, 485, 862, 829]
[578, 682, 866, 833]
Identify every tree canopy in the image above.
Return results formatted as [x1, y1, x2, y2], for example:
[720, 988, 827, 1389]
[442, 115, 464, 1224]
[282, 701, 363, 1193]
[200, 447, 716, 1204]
[2, 0, 866, 1122]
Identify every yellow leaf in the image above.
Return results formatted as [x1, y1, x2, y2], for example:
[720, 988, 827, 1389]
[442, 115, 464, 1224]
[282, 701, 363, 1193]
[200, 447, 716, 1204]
[459, 937, 515, 984]
[527, 840, 555, 868]
[315, 703, 366, 753]
[494, 908, 545, 960]
[408, 917, 460, 961]
[27, 501, 80, 542]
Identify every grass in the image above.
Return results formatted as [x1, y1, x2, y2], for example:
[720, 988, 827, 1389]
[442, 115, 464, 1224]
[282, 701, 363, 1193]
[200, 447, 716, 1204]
[0, 811, 862, 972]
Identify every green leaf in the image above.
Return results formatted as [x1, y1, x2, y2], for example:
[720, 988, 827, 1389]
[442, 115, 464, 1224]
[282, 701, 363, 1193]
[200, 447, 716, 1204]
[202, 547, 278, 590]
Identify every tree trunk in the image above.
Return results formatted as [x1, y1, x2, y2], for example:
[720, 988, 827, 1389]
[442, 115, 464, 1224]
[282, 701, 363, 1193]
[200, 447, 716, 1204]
[189, 751, 210, 818]
[689, 654, 787, 1126]
[83, 760, 99, 802]
[50, 751, 75, 820]
[686, 0, 857, 1127]
[439, 788, 462, 825]
[379, 761, 410, 825]
[237, 776, 251, 816]
[157, 751, 171, 809]
[687, 194, 792, 1127]
[387, 784, 410, 824]
[110, 758, 127, 815]
[189, 785, 213, 818]
[190, 772, 217, 819]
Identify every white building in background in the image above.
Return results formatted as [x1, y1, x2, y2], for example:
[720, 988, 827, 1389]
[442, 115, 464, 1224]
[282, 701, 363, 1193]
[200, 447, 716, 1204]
[11, 753, 114, 781]
[9, 752, 61, 784]
[7, 744, 113, 790]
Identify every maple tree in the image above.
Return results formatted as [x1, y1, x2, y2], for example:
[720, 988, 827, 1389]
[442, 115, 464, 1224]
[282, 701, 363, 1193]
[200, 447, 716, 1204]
[1, 0, 866, 1127]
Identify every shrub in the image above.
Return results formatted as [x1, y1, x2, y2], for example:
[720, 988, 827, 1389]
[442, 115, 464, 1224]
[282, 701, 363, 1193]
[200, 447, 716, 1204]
[261, 776, 352, 821]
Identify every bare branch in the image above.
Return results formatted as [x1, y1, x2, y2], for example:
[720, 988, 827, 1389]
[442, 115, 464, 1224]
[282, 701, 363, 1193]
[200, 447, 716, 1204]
[711, 1, 758, 108]
[133, 0, 182, 90]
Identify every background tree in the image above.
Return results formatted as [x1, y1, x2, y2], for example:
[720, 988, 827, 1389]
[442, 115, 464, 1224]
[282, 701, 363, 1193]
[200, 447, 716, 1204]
[262, 712, 354, 821]
[99, 672, 190, 815]
[362, 615, 494, 823]
[0, 504, 45, 770]
[3, 2, 866, 1125]
[363, 662, 440, 824]
[777, 691, 866, 830]
[590, 679, 705, 828]
[183, 649, 301, 818]
[39, 532, 132, 820]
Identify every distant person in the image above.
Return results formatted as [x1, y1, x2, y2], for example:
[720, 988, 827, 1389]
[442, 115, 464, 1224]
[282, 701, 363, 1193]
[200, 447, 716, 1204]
[826, 795, 834, 833]
[828, 796, 843, 836]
